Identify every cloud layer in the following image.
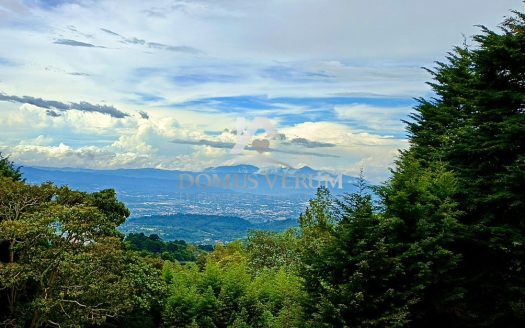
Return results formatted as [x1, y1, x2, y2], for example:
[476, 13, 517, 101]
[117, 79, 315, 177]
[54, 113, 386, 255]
[0, 0, 522, 182]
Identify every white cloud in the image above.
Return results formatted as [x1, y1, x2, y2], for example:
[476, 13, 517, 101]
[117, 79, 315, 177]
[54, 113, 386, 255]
[273, 122, 408, 182]
[1, 0, 520, 103]
[334, 104, 413, 134]
[0, 0, 522, 182]
[0, 101, 408, 181]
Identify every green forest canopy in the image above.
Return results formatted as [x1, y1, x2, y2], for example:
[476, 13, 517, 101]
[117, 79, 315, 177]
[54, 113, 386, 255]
[1, 8, 525, 328]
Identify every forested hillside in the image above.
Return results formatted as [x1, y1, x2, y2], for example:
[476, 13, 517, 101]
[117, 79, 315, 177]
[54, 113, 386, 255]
[1, 9, 525, 328]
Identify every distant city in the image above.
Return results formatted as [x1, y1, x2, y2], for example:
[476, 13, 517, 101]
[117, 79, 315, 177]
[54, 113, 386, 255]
[21, 165, 360, 242]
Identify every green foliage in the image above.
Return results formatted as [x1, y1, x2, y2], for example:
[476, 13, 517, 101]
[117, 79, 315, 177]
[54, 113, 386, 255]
[125, 233, 201, 262]
[300, 183, 406, 327]
[400, 10, 525, 326]
[298, 187, 337, 273]
[296, 10, 525, 327]
[0, 152, 22, 182]
[378, 157, 464, 326]
[162, 241, 306, 328]
[245, 229, 300, 272]
[87, 189, 131, 227]
[2, 7, 525, 328]
[0, 177, 165, 327]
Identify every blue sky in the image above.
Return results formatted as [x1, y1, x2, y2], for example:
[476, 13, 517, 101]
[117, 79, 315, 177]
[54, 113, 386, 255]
[0, 0, 523, 182]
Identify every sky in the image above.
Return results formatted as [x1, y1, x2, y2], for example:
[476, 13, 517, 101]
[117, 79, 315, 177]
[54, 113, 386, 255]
[0, 0, 523, 182]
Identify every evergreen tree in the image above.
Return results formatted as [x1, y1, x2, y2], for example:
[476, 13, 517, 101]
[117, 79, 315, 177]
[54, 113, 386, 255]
[0, 152, 22, 182]
[396, 10, 525, 327]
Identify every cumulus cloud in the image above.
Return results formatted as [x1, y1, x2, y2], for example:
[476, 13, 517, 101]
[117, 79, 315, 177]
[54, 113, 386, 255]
[1, 0, 521, 182]
[0, 104, 206, 170]
[0, 99, 406, 181]
[0, 143, 131, 168]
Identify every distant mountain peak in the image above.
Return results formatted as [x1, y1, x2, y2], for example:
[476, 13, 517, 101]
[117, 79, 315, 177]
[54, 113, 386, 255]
[296, 166, 317, 174]
[204, 164, 260, 174]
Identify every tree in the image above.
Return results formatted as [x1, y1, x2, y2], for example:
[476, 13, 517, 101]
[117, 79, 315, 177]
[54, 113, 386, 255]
[0, 152, 22, 182]
[390, 10, 525, 327]
[124, 233, 198, 262]
[0, 177, 165, 327]
[162, 237, 306, 328]
[299, 168, 463, 327]
[377, 156, 463, 327]
[301, 178, 456, 327]
[245, 229, 300, 272]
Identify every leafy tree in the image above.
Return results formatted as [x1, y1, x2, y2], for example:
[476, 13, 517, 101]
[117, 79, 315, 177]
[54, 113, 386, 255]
[245, 229, 300, 272]
[2, 8, 525, 328]
[0, 177, 165, 327]
[0, 152, 22, 182]
[162, 238, 306, 328]
[125, 233, 198, 262]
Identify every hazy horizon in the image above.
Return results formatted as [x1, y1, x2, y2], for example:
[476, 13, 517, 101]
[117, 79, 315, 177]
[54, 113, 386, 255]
[1, 0, 522, 183]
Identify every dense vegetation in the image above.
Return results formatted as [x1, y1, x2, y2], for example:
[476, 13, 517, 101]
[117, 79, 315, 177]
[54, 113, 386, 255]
[121, 215, 297, 244]
[124, 232, 212, 262]
[0, 153, 22, 182]
[1, 9, 525, 328]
